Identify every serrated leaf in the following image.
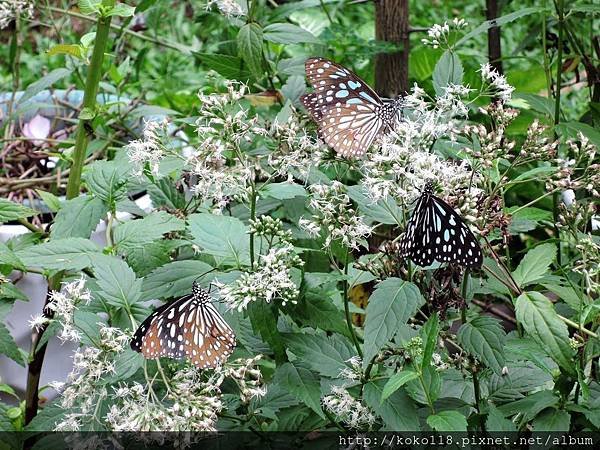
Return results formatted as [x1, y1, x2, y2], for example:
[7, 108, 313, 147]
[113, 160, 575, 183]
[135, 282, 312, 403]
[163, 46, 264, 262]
[532, 408, 570, 431]
[515, 291, 575, 374]
[51, 195, 107, 239]
[18, 68, 72, 104]
[263, 23, 321, 44]
[292, 291, 348, 337]
[433, 50, 463, 95]
[381, 370, 419, 401]
[498, 390, 558, 423]
[282, 333, 355, 378]
[248, 301, 285, 363]
[512, 243, 556, 287]
[35, 190, 61, 212]
[237, 23, 264, 78]
[427, 410, 468, 431]
[105, 2, 135, 17]
[141, 260, 214, 300]
[274, 363, 324, 418]
[83, 161, 130, 205]
[363, 278, 424, 368]
[78, 0, 101, 15]
[260, 182, 307, 200]
[194, 53, 250, 80]
[93, 257, 142, 312]
[0, 198, 36, 224]
[0, 242, 25, 270]
[486, 405, 517, 431]
[0, 322, 24, 366]
[364, 380, 419, 431]
[113, 211, 185, 251]
[23, 403, 65, 431]
[347, 185, 403, 225]
[188, 213, 250, 267]
[457, 316, 506, 375]
[250, 383, 300, 417]
[16, 238, 101, 271]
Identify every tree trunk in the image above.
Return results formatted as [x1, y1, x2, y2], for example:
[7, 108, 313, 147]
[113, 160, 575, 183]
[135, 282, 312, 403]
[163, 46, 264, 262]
[375, 0, 410, 98]
[486, 0, 503, 74]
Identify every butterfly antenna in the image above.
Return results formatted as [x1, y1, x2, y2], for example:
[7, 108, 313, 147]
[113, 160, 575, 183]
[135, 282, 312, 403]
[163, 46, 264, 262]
[193, 267, 218, 287]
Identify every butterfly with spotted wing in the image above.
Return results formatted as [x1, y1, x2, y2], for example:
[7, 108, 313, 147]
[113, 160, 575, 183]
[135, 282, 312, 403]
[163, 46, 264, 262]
[399, 182, 483, 268]
[131, 281, 235, 369]
[301, 57, 402, 158]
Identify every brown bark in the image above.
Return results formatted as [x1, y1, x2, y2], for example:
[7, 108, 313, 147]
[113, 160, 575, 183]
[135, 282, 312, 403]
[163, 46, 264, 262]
[375, 0, 410, 97]
[486, 0, 503, 74]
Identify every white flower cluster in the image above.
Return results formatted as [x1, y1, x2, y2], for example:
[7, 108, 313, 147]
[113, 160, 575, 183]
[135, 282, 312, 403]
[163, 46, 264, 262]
[480, 63, 514, 103]
[338, 355, 363, 382]
[300, 181, 372, 249]
[214, 355, 266, 403]
[30, 277, 91, 343]
[52, 324, 129, 431]
[206, 0, 245, 19]
[421, 18, 468, 49]
[126, 119, 169, 176]
[322, 385, 376, 429]
[0, 0, 33, 29]
[216, 243, 302, 311]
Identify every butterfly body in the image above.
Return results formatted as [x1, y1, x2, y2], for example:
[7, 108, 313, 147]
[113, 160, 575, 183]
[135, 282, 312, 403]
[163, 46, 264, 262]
[131, 282, 235, 369]
[301, 57, 402, 158]
[399, 182, 483, 268]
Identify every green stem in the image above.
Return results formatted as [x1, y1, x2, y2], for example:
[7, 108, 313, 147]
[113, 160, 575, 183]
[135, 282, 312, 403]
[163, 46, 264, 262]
[249, 185, 257, 270]
[343, 248, 363, 358]
[553, 0, 565, 266]
[65, 11, 113, 200]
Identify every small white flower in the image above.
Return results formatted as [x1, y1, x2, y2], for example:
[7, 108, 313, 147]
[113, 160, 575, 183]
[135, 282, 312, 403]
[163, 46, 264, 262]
[0, 0, 33, 29]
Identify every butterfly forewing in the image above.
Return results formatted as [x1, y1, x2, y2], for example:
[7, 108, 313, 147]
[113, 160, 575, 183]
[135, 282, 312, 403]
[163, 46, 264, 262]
[400, 186, 483, 268]
[301, 57, 399, 157]
[131, 285, 235, 369]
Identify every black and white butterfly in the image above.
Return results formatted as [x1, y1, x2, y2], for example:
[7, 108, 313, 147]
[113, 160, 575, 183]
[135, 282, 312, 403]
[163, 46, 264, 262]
[399, 182, 483, 268]
[131, 282, 235, 369]
[301, 57, 402, 158]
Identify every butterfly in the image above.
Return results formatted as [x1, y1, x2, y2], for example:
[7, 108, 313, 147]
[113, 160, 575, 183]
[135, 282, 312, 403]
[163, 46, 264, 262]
[399, 182, 483, 268]
[301, 56, 402, 158]
[131, 281, 236, 369]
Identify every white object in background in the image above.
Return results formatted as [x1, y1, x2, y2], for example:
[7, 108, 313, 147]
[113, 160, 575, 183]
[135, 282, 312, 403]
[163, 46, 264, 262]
[561, 189, 575, 207]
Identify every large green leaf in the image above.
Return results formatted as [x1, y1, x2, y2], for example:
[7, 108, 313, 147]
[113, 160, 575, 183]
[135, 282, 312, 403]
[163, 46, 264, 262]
[18, 68, 72, 104]
[426, 410, 468, 431]
[51, 195, 107, 239]
[0, 198, 36, 224]
[512, 243, 556, 287]
[273, 363, 324, 418]
[432, 50, 463, 95]
[248, 301, 285, 363]
[237, 23, 263, 78]
[0, 242, 25, 270]
[347, 185, 403, 225]
[363, 380, 419, 431]
[16, 238, 101, 271]
[259, 182, 307, 200]
[421, 313, 439, 370]
[515, 291, 575, 374]
[141, 259, 214, 300]
[114, 211, 185, 251]
[498, 390, 558, 423]
[291, 291, 349, 337]
[381, 370, 419, 401]
[263, 23, 321, 44]
[0, 322, 24, 366]
[194, 53, 250, 80]
[282, 333, 355, 378]
[93, 257, 142, 312]
[486, 405, 517, 432]
[532, 408, 571, 431]
[457, 316, 506, 375]
[363, 278, 423, 367]
[84, 160, 130, 205]
[188, 213, 250, 266]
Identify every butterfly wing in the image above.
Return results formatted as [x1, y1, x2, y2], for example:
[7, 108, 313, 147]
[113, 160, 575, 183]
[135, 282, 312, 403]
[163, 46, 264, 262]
[131, 291, 236, 369]
[399, 195, 436, 267]
[301, 57, 388, 157]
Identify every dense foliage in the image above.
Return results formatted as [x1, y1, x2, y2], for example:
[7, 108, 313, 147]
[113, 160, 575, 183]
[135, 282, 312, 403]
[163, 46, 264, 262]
[0, 0, 599, 437]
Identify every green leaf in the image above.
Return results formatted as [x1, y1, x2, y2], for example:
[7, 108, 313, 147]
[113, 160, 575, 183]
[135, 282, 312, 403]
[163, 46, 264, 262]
[532, 408, 571, 431]
[250, 383, 300, 417]
[114, 211, 185, 251]
[555, 121, 600, 148]
[93, 257, 142, 311]
[18, 68, 72, 104]
[274, 363, 324, 418]
[0, 242, 25, 270]
[263, 23, 321, 44]
[188, 213, 250, 266]
[194, 53, 250, 80]
[364, 380, 420, 431]
[486, 405, 517, 431]
[259, 182, 307, 200]
[381, 370, 419, 401]
[106, 349, 144, 381]
[78, 0, 101, 15]
[347, 185, 403, 225]
[282, 333, 355, 378]
[16, 238, 101, 271]
[23, 403, 65, 431]
[512, 243, 556, 287]
[363, 278, 424, 367]
[0, 322, 24, 366]
[47, 44, 84, 59]
[421, 313, 440, 370]
[0, 198, 36, 224]
[141, 260, 214, 300]
[105, 2, 136, 17]
[515, 291, 575, 374]
[248, 301, 285, 363]
[512, 93, 555, 117]
[498, 390, 558, 423]
[432, 50, 463, 95]
[35, 190, 61, 212]
[84, 161, 130, 205]
[427, 410, 468, 431]
[51, 195, 107, 239]
[457, 316, 506, 375]
[237, 23, 264, 78]
[457, 7, 547, 46]
[292, 291, 348, 337]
